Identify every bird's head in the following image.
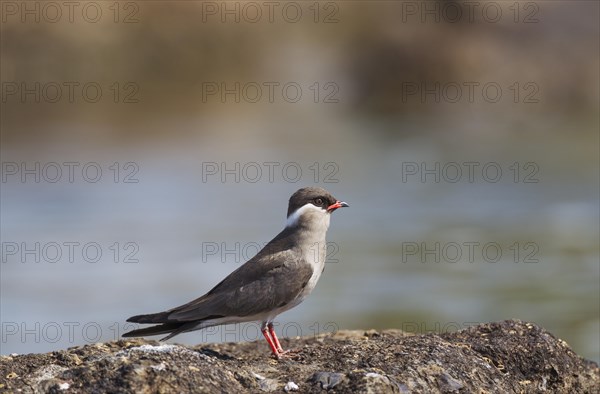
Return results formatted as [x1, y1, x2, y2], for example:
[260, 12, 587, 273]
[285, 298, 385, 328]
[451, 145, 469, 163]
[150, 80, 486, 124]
[286, 187, 348, 229]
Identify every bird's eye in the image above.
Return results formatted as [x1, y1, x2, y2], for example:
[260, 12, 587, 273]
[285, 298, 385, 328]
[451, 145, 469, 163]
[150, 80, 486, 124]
[314, 198, 323, 206]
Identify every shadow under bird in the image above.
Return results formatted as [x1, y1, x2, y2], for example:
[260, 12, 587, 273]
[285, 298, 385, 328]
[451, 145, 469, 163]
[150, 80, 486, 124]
[123, 187, 348, 358]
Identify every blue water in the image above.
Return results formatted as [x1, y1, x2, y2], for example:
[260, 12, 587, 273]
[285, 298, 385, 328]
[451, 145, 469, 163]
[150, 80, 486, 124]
[1, 122, 598, 363]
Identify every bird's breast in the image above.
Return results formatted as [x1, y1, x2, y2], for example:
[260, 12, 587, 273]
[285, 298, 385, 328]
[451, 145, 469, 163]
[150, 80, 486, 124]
[297, 237, 327, 299]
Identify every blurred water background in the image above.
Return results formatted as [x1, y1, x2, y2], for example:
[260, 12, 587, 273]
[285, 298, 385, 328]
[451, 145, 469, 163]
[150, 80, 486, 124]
[1, 1, 598, 363]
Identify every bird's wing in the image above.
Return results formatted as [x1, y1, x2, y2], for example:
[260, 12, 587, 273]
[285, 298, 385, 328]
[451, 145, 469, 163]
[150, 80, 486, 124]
[167, 248, 313, 321]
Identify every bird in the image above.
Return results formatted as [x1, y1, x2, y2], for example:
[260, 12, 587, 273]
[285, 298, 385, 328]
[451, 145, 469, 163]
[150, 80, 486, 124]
[123, 187, 348, 358]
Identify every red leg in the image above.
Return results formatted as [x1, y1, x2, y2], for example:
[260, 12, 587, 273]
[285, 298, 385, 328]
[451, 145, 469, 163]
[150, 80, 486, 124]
[261, 327, 279, 356]
[268, 323, 284, 353]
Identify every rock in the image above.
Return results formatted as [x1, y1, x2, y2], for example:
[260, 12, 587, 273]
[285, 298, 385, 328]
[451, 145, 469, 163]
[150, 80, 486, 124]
[310, 371, 345, 389]
[0, 320, 597, 393]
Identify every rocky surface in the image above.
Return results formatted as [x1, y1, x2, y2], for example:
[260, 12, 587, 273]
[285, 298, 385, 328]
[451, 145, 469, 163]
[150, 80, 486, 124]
[1, 320, 598, 393]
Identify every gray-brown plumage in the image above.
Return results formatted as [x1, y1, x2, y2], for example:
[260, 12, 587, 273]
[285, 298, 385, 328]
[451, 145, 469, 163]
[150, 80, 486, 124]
[123, 187, 348, 357]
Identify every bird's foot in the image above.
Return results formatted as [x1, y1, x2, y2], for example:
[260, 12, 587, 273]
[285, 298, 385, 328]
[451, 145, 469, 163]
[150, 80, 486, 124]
[272, 347, 302, 360]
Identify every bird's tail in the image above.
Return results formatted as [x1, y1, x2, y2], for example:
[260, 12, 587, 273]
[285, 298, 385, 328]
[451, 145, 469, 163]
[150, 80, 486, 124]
[126, 311, 171, 324]
[122, 322, 186, 339]
[123, 310, 222, 341]
[124, 311, 198, 340]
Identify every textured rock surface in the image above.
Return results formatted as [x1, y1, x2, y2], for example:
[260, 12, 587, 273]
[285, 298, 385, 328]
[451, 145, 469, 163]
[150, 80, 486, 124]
[1, 320, 598, 393]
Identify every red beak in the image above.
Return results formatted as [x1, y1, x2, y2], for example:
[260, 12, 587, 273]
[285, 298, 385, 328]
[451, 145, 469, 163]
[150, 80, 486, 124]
[327, 200, 349, 212]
